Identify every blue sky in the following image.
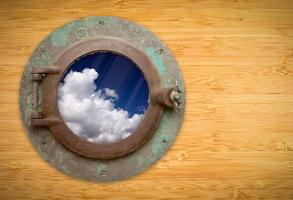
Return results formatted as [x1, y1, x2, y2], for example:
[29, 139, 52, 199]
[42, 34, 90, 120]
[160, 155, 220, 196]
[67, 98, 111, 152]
[62, 51, 149, 116]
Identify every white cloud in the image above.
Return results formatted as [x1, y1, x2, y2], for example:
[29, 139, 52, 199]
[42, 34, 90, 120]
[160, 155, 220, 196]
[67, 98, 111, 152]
[104, 88, 118, 99]
[57, 68, 144, 144]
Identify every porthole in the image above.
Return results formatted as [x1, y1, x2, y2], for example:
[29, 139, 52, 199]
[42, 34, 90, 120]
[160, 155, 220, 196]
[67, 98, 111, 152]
[20, 16, 185, 182]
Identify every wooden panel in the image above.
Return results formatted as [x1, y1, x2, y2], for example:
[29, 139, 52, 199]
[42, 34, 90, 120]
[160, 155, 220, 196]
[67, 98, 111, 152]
[0, 0, 293, 199]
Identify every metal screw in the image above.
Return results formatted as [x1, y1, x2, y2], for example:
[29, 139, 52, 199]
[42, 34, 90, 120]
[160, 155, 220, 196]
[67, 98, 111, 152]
[101, 170, 108, 176]
[173, 93, 181, 100]
[98, 20, 105, 25]
[162, 140, 167, 146]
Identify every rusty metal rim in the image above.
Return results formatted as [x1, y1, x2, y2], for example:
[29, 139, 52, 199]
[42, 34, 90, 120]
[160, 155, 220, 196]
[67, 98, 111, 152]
[41, 37, 165, 159]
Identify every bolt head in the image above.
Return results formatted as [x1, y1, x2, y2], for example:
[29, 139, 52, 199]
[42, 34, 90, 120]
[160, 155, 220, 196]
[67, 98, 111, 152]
[174, 93, 181, 100]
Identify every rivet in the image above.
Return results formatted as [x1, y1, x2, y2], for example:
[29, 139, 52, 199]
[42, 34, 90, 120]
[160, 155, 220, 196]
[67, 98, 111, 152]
[158, 48, 164, 55]
[101, 170, 108, 176]
[98, 20, 105, 25]
[162, 140, 167, 146]
[76, 27, 88, 39]
[174, 93, 180, 100]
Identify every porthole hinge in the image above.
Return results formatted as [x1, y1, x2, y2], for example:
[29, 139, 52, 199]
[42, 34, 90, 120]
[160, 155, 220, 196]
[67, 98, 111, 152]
[30, 66, 61, 127]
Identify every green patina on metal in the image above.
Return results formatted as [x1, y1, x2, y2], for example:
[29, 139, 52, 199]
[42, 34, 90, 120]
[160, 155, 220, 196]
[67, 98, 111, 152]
[19, 16, 185, 182]
[151, 110, 177, 156]
[50, 20, 90, 47]
[96, 163, 107, 175]
[30, 44, 50, 67]
[145, 47, 167, 77]
[50, 23, 74, 47]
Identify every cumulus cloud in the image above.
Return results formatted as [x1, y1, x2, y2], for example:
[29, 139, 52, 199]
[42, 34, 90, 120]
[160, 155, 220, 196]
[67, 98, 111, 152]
[104, 88, 118, 99]
[57, 68, 144, 144]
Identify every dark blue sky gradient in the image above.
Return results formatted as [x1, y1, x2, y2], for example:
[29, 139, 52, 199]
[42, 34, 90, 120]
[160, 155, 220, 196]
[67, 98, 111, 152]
[62, 51, 149, 116]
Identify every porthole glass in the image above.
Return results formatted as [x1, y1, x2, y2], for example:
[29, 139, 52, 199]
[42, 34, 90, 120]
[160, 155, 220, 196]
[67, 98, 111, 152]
[57, 52, 149, 144]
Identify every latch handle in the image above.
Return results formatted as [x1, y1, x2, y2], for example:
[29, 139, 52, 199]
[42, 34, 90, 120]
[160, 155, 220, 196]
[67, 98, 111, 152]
[153, 81, 183, 111]
[169, 81, 183, 111]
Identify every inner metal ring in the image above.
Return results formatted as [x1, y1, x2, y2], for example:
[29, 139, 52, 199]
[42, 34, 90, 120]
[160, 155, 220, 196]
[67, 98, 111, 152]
[43, 37, 164, 159]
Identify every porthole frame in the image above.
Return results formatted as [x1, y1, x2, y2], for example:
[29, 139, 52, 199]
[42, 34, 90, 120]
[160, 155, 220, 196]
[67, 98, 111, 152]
[20, 16, 185, 182]
[32, 37, 166, 159]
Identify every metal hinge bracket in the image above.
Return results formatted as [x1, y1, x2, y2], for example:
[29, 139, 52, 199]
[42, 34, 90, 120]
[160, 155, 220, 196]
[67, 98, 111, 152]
[30, 66, 61, 127]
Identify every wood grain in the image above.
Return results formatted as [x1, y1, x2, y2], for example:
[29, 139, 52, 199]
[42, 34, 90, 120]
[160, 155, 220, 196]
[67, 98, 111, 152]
[0, 0, 293, 199]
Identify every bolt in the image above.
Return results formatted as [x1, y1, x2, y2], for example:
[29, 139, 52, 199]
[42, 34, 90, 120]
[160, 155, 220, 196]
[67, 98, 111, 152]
[162, 140, 167, 146]
[101, 170, 108, 176]
[158, 48, 164, 55]
[174, 93, 180, 100]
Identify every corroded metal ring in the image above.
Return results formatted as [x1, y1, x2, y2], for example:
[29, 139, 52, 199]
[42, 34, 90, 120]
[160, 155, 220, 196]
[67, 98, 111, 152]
[20, 16, 185, 182]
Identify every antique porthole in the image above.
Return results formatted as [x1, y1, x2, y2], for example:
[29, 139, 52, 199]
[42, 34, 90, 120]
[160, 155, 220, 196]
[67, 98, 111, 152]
[20, 16, 185, 182]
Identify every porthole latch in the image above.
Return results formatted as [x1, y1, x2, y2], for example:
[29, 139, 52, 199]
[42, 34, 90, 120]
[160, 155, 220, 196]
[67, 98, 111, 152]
[169, 81, 183, 111]
[30, 67, 61, 127]
[154, 81, 183, 111]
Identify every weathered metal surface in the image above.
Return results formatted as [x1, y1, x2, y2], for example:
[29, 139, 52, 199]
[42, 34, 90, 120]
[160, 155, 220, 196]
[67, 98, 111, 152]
[30, 66, 61, 121]
[19, 16, 185, 182]
[29, 38, 165, 160]
[154, 81, 183, 110]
